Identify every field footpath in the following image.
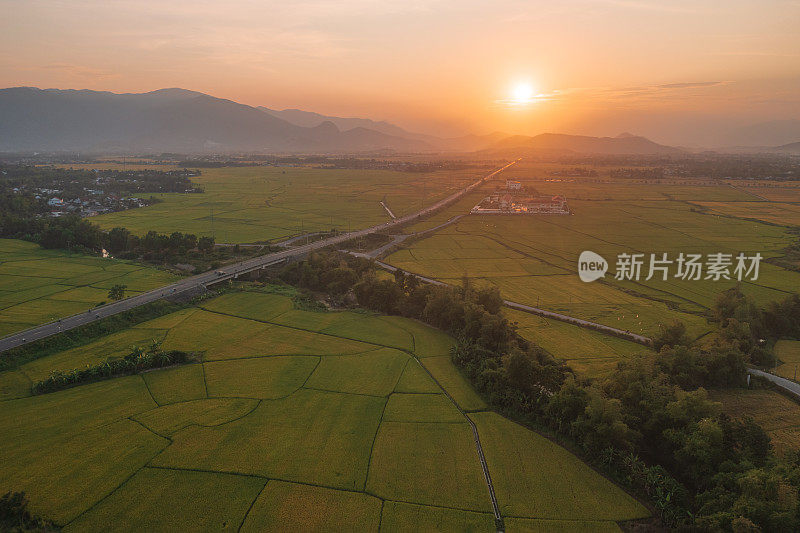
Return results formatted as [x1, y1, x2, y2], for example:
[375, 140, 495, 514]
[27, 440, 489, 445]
[0, 160, 519, 354]
[353, 214, 466, 260]
[180, 299, 507, 530]
[402, 347, 504, 531]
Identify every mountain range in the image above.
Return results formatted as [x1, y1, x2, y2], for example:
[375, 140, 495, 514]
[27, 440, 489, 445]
[0, 86, 704, 155]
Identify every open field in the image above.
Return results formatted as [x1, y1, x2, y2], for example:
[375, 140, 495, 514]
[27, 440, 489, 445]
[723, 181, 800, 203]
[0, 288, 649, 530]
[0, 239, 178, 336]
[471, 412, 648, 520]
[709, 388, 800, 455]
[383, 165, 800, 374]
[774, 340, 800, 381]
[508, 309, 649, 378]
[91, 166, 483, 243]
[694, 201, 800, 226]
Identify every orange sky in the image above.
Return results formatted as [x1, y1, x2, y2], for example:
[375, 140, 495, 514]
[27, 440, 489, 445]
[2, 0, 799, 144]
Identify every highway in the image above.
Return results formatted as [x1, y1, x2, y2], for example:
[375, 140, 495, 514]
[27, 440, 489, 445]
[0, 160, 517, 354]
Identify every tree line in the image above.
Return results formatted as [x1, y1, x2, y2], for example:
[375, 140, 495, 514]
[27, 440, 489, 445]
[31, 343, 194, 395]
[0, 200, 215, 260]
[279, 252, 800, 531]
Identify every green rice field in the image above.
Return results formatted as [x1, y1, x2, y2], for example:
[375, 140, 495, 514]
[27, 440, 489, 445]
[91, 166, 483, 243]
[384, 164, 800, 373]
[0, 238, 178, 336]
[0, 288, 649, 530]
[774, 340, 800, 381]
[709, 388, 800, 456]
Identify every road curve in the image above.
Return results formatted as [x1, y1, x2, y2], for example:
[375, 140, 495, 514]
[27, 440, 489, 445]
[0, 160, 517, 354]
[748, 368, 800, 400]
[368, 259, 652, 346]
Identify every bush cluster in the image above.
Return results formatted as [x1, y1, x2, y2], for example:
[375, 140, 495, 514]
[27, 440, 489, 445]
[0, 491, 56, 532]
[32, 343, 194, 395]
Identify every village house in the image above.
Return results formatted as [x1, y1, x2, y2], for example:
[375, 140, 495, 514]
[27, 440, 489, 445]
[471, 180, 570, 215]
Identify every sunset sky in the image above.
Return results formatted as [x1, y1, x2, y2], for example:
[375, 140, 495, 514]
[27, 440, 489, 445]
[2, 0, 799, 145]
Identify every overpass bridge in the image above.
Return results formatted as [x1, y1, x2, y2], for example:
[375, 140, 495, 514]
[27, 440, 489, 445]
[0, 160, 517, 353]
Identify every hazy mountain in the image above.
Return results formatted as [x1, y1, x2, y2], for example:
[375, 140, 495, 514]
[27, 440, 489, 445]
[260, 107, 434, 141]
[486, 132, 682, 155]
[0, 87, 432, 153]
[259, 107, 512, 151]
[724, 120, 800, 147]
[773, 141, 800, 154]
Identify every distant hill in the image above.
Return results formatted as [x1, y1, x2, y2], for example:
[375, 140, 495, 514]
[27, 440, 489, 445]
[260, 107, 434, 141]
[486, 132, 683, 155]
[774, 141, 800, 154]
[0, 86, 689, 155]
[0, 87, 432, 153]
[260, 107, 510, 151]
[724, 120, 800, 147]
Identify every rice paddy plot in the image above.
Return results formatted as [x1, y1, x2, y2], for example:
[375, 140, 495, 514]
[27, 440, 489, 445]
[0, 370, 31, 400]
[304, 348, 409, 397]
[381, 316, 457, 358]
[421, 356, 486, 411]
[65, 467, 266, 532]
[151, 388, 384, 490]
[379, 501, 495, 532]
[91, 166, 480, 243]
[383, 393, 464, 423]
[724, 183, 800, 202]
[165, 309, 372, 360]
[320, 315, 414, 351]
[2, 287, 655, 529]
[470, 411, 649, 521]
[8, 420, 168, 525]
[0, 238, 178, 335]
[384, 195, 798, 337]
[366, 420, 491, 512]
[269, 307, 361, 332]
[204, 356, 319, 399]
[694, 201, 800, 226]
[0, 377, 164, 524]
[774, 340, 800, 381]
[240, 480, 382, 533]
[393, 360, 441, 393]
[200, 291, 294, 322]
[508, 309, 648, 378]
[133, 398, 259, 437]
[19, 327, 167, 382]
[709, 388, 800, 455]
[142, 363, 207, 405]
[0, 376, 156, 438]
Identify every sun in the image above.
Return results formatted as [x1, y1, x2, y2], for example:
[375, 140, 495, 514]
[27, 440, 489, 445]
[510, 82, 535, 104]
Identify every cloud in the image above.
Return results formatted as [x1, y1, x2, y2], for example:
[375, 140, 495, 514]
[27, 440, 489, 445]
[657, 81, 726, 89]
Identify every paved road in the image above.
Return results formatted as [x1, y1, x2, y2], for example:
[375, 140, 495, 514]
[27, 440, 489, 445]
[352, 214, 466, 260]
[0, 160, 517, 354]
[367, 259, 652, 346]
[748, 368, 800, 400]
